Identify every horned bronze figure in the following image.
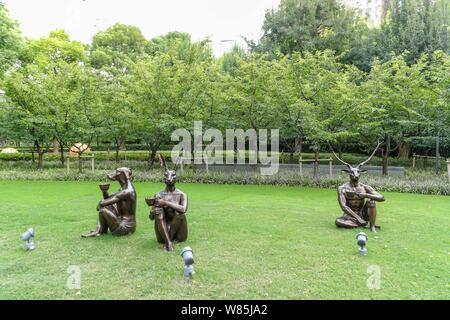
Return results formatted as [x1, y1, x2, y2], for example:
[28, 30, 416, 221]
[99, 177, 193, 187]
[146, 154, 188, 252]
[330, 142, 385, 232]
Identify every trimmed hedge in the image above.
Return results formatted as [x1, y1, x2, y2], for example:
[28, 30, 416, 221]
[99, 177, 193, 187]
[0, 168, 448, 195]
[0, 150, 436, 168]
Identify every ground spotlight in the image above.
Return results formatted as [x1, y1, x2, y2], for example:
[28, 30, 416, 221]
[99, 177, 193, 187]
[181, 247, 195, 278]
[21, 228, 35, 251]
[356, 232, 368, 256]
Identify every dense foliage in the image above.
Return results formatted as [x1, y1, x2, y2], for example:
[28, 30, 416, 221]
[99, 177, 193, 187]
[0, 0, 448, 176]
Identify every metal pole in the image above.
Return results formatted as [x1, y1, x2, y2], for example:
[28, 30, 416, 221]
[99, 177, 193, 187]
[91, 154, 95, 173]
[329, 158, 333, 177]
[299, 155, 303, 176]
[67, 156, 70, 174]
[435, 134, 440, 175]
[412, 153, 416, 169]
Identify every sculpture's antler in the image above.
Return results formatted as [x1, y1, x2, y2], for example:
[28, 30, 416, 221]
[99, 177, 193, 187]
[357, 141, 382, 168]
[329, 144, 352, 169]
[159, 153, 168, 172]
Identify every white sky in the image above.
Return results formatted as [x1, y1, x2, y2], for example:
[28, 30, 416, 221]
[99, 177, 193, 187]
[3, 0, 281, 56]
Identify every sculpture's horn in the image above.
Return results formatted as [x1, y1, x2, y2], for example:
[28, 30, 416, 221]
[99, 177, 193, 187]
[159, 154, 168, 172]
[357, 140, 382, 168]
[329, 144, 352, 169]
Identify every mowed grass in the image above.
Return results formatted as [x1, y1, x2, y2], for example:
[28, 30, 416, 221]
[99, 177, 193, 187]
[0, 181, 448, 300]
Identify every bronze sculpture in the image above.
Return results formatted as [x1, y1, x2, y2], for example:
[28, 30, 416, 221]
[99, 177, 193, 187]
[331, 143, 385, 233]
[82, 167, 136, 237]
[146, 155, 188, 252]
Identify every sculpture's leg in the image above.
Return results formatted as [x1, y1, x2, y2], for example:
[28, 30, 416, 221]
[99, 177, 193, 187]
[82, 206, 118, 237]
[154, 223, 164, 244]
[154, 208, 174, 252]
[111, 221, 134, 236]
[366, 200, 379, 233]
[335, 215, 359, 228]
[170, 214, 188, 243]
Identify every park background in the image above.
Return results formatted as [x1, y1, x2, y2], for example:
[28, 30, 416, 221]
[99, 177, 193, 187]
[0, 0, 449, 299]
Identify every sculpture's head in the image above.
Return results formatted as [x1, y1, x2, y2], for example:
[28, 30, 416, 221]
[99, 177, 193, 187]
[107, 167, 132, 183]
[159, 154, 180, 187]
[330, 141, 382, 184]
[342, 166, 366, 183]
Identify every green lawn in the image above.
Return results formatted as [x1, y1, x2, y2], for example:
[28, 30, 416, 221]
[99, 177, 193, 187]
[0, 181, 448, 299]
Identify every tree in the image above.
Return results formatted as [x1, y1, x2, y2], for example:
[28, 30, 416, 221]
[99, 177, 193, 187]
[96, 69, 134, 163]
[379, 0, 449, 65]
[411, 51, 450, 157]
[360, 53, 437, 174]
[20, 30, 87, 67]
[15, 31, 88, 166]
[128, 40, 215, 166]
[65, 64, 106, 174]
[225, 54, 284, 132]
[0, 3, 24, 78]
[90, 23, 149, 69]
[252, 0, 359, 57]
[1, 64, 55, 169]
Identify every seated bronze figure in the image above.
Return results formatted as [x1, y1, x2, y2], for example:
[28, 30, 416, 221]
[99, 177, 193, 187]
[146, 155, 188, 252]
[82, 167, 136, 237]
[331, 143, 385, 233]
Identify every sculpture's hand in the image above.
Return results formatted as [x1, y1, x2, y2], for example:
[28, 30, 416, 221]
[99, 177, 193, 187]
[357, 216, 367, 225]
[155, 198, 168, 208]
[356, 192, 368, 199]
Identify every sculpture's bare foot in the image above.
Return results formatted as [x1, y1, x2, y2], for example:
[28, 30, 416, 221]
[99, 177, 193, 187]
[165, 243, 174, 252]
[370, 226, 378, 233]
[81, 230, 103, 238]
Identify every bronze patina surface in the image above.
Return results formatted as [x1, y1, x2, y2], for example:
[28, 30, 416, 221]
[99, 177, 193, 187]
[82, 167, 137, 237]
[147, 155, 188, 252]
[331, 143, 385, 233]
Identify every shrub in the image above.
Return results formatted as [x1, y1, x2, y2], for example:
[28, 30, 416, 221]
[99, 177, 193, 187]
[0, 168, 447, 195]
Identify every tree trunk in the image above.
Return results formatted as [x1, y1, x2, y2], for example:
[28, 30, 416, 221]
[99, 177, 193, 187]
[59, 141, 65, 167]
[115, 135, 126, 163]
[37, 152, 44, 170]
[115, 143, 120, 163]
[294, 137, 303, 154]
[78, 154, 83, 174]
[398, 141, 410, 159]
[148, 145, 158, 168]
[52, 137, 59, 154]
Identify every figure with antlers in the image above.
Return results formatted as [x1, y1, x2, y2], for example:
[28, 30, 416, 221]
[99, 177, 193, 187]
[331, 142, 385, 233]
[147, 155, 188, 251]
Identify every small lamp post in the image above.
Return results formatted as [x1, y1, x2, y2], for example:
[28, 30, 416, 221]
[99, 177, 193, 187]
[180, 247, 195, 278]
[21, 228, 35, 251]
[356, 232, 368, 256]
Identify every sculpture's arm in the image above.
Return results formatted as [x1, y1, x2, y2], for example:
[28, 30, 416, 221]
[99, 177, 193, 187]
[360, 185, 385, 202]
[99, 190, 128, 208]
[158, 193, 188, 214]
[338, 188, 366, 224]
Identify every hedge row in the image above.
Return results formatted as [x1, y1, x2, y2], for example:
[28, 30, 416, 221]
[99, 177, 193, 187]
[0, 168, 447, 195]
[0, 150, 429, 167]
